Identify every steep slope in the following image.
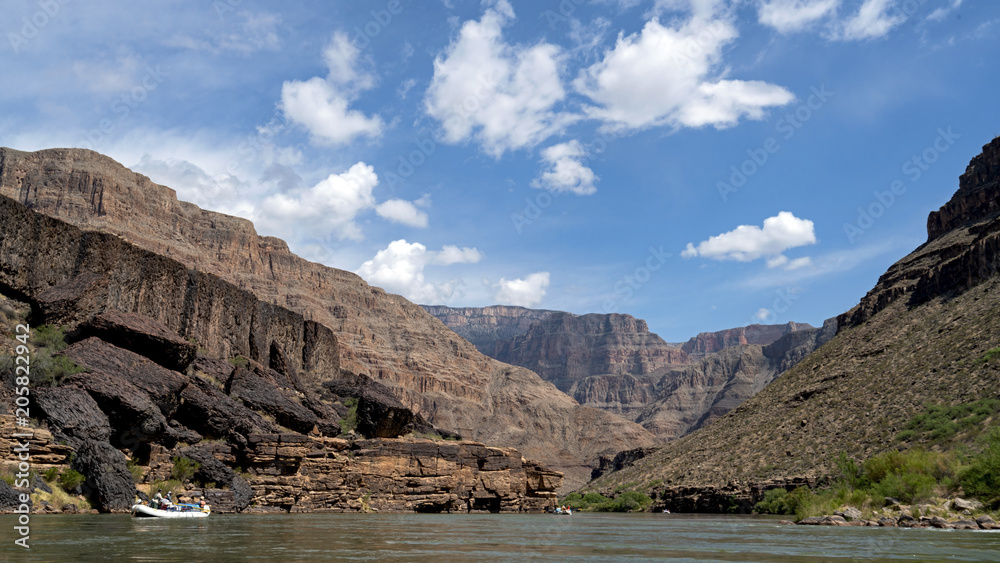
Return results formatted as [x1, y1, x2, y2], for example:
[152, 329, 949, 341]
[0, 147, 655, 489]
[679, 322, 812, 360]
[624, 320, 836, 438]
[589, 137, 1000, 499]
[420, 305, 555, 355]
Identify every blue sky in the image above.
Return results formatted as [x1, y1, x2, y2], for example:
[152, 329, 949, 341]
[2, 0, 998, 342]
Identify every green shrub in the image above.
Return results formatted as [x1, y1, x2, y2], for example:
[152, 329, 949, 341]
[897, 400, 1000, 443]
[170, 457, 200, 482]
[149, 479, 182, 497]
[755, 488, 794, 515]
[340, 398, 359, 434]
[32, 325, 68, 352]
[229, 356, 249, 368]
[58, 468, 86, 491]
[961, 428, 1000, 500]
[42, 467, 60, 482]
[127, 458, 145, 484]
[594, 490, 653, 512]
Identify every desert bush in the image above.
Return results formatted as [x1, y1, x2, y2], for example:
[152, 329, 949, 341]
[170, 456, 200, 482]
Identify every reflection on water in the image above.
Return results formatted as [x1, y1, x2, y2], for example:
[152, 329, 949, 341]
[2, 513, 999, 562]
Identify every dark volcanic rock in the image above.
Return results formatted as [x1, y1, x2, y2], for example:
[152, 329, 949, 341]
[325, 373, 437, 439]
[77, 309, 196, 372]
[64, 338, 188, 417]
[0, 147, 658, 490]
[176, 376, 275, 445]
[32, 271, 108, 326]
[0, 480, 25, 510]
[33, 386, 111, 443]
[62, 371, 172, 448]
[71, 439, 135, 513]
[228, 365, 318, 434]
[178, 445, 253, 511]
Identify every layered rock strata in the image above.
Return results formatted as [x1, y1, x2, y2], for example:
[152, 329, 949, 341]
[0, 147, 655, 487]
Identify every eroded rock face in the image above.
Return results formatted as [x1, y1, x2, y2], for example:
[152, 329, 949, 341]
[680, 323, 812, 361]
[421, 305, 555, 355]
[0, 147, 655, 485]
[843, 137, 1000, 328]
[928, 136, 1000, 241]
[244, 435, 561, 513]
[76, 309, 197, 372]
[493, 312, 689, 392]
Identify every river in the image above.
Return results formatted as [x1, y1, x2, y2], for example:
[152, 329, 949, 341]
[2, 513, 998, 562]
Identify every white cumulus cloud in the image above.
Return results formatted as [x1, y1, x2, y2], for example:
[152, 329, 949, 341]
[574, 15, 794, 131]
[757, 0, 840, 33]
[682, 211, 816, 268]
[424, 0, 578, 157]
[531, 140, 598, 195]
[834, 0, 905, 40]
[375, 199, 428, 228]
[281, 32, 383, 145]
[493, 272, 550, 307]
[356, 239, 482, 303]
[256, 162, 378, 241]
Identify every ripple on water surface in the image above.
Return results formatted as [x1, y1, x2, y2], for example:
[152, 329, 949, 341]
[4, 513, 999, 562]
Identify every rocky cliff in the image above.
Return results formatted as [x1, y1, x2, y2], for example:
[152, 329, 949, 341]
[588, 137, 1000, 507]
[0, 298, 561, 513]
[421, 305, 555, 355]
[492, 312, 689, 392]
[627, 320, 837, 438]
[679, 322, 812, 360]
[431, 305, 828, 440]
[0, 147, 656, 489]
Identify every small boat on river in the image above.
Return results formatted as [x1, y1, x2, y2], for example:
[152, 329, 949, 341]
[131, 502, 210, 518]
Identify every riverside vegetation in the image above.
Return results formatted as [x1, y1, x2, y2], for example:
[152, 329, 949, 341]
[754, 409, 1000, 521]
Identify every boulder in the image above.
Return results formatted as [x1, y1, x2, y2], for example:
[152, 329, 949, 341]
[821, 515, 849, 526]
[33, 385, 111, 443]
[189, 355, 236, 383]
[325, 373, 430, 439]
[76, 309, 196, 372]
[951, 497, 984, 512]
[71, 439, 135, 513]
[951, 520, 979, 530]
[877, 517, 898, 527]
[0, 480, 26, 510]
[175, 377, 275, 445]
[227, 365, 318, 434]
[796, 516, 825, 525]
[63, 338, 188, 416]
[33, 271, 107, 326]
[62, 371, 171, 448]
[835, 507, 863, 521]
[976, 515, 998, 530]
[925, 516, 952, 529]
[177, 445, 253, 511]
